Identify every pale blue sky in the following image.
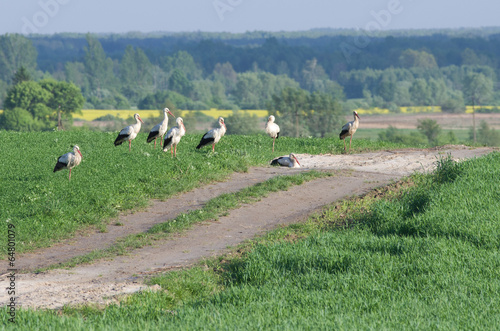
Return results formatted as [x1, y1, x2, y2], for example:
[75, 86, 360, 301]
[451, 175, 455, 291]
[0, 0, 498, 35]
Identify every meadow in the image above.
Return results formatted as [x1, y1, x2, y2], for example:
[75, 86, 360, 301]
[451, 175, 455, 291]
[0, 130, 406, 254]
[2, 138, 499, 329]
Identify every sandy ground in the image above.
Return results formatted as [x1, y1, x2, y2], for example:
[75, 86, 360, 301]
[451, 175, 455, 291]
[1, 146, 496, 310]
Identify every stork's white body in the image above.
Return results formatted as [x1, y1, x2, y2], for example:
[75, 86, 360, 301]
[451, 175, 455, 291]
[147, 108, 174, 148]
[339, 111, 360, 153]
[114, 113, 144, 151]
[53, 145, 82, 181]
[163, 117, 186, 157]
[196, 117, 226, 152]
[270, 153, 301, 168]
[265, 115, 280, 152]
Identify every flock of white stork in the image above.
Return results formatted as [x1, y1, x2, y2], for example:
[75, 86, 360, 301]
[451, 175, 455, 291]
[53, 109, 360, 181]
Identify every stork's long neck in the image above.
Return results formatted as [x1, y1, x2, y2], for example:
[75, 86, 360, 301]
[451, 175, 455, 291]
[353, 114, 359, 128]
[133, 117, 142, 132]
[220, 122, 226, 135]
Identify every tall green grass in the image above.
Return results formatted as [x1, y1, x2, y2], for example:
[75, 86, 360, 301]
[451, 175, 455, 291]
[0, 130, 407, 253]
[4, 151, 499, 329]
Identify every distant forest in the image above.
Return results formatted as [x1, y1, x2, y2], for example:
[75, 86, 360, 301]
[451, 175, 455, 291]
[1, 28, 500, 113]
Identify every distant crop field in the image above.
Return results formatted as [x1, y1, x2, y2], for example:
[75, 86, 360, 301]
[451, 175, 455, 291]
[73, 109, 269, 121]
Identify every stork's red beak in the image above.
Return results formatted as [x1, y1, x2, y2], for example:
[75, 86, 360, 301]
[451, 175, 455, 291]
[167, 110, 175, 117]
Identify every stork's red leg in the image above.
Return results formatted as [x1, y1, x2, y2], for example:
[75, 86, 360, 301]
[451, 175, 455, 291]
[212, 143, 215, 152]
[129, 140, 132, 152]
[174, 145, 177, 157]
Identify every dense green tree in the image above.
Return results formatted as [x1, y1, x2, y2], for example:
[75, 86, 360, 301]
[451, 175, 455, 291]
[161, 51, 202, 80]
[409, 78, 432, 105]
[307, 91, 343, 137]
[2, 81, 52, 130]
[12, 66, 32, 85]
[84, 34, 116, 94]
[212, 62, 238, 92]
[120, 45, 153, 103]
[0, 107, 38, 131]
[39, 79, 85, 129]
[225, 111, 262, 135]
[4, 81, 51, 117]
[301, 58, 328, 91]
[0, 34, 37, 85]
[234, 72, 300, 109]
[168, 69, 194, 97]
[268, 87, 309, 137]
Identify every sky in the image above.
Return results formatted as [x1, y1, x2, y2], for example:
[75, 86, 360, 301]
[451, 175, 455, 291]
[0, 0, 498, 35]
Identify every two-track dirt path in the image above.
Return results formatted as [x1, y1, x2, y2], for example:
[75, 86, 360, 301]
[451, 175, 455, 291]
[1, 146, 495, 309]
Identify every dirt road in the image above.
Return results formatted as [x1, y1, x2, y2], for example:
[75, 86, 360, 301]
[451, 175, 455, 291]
[1, 146, 495, 310]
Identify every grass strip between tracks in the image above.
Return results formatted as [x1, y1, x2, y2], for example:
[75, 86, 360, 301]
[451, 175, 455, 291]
[36, 170, 335, 272]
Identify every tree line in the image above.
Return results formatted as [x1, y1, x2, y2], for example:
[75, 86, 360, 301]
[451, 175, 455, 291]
[0, 30, 499, 137]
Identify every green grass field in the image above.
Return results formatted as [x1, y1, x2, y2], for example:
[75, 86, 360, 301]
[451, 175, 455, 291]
[0, 130, 407, 254]
[2, 145, 499, 329]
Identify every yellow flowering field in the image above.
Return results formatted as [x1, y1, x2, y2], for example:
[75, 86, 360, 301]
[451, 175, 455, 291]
[73, 110, 161, 121]
[73, 109, 269, 121]
[355, 107, 391, 115]
[465, 105, 498, 114]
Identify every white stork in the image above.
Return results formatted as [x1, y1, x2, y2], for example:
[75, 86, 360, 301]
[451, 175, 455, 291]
[163, 117, 186, 157]
[339, 111, 360, 153]
[147, 108, 174, 148]
[270, 153, 301, 168]
[114, 113, 144, 151]
[53, 145, 82, 181]
[196, 116, 226, 152]
[265, 115, 280, 152]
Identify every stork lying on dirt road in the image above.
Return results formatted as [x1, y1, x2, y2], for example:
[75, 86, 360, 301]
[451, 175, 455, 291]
[339, 111, 360, 154]
[114, 113, 144, 151]
[147, 108, 174, 148]
[196, 116, 226, 152]
[270, 153, 301, 168]
[53, 145, 82, 181]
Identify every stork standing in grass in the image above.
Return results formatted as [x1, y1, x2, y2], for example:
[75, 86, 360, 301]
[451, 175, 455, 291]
[114, 113, 144, 151]
[53, 145, 82, 181]
[265, 115, 280, 152]
[339, 111, 360, 154]
[196, 116, 226, 152]
[270, 153, 301, 168]
[163, 117, 186, 157]
[147, 108, 175, 148]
